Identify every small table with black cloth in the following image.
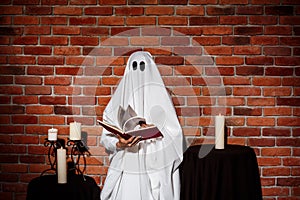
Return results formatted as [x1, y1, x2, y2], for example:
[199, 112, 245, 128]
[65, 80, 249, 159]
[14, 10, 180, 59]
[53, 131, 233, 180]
[180, 144, 262, 200]
[26, 174, 101, 200]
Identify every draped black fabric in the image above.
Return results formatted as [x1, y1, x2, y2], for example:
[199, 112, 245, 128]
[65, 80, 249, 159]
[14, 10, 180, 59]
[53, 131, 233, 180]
[26, 174, 101, 200]
[180, 145, 262, 200]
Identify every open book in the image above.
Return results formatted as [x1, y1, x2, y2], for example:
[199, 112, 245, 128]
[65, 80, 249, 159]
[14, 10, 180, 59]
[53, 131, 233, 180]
[97, 105, 163, 140]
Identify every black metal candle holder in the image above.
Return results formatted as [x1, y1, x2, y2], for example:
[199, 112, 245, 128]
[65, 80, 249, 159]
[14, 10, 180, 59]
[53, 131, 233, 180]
[67, 139, 91, 177]
[41, 138, 65, 176]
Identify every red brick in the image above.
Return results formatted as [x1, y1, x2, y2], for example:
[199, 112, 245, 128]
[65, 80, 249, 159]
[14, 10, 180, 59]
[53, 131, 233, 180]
[83, 87, 111, 95]
[158, 16, 188, 25]
[126, 17, 156, 25]
[177, 6, 204, 15]
[70, 0, 96, 4]
[262, 147, 291, 156]
[190, 17, 218, 25]
[98, 16, 124, 26]
[263, 167, 290, 176]
[0, 86, 23, 95]
[24, 46, 52, 55]
[266, 5, 294, 15]
[247, 118, 275, 126]
[233, 128, 261, 136]
[144, 6, 173, 15]
[265, 67, 293, 76]
[73, 77, 100, 85]
[27, 66, 53, 75]
[54, 6, 82, 15]
[265, 26, 292, 35]
[175, 66, 202, 76]
[217, 97, 245, 106]
[54, 106, 80, 115]
[216, 56, 244, 65]
[52, 26, 80, 35]
[159, 0, 187, 4]
[275, 57, 300, 66]
[278, 177, 300, 187]
[54, 47, 81, 55]
[40, 96, 66, 105]
[40, 36, 68, 45]
[262, 187, 289, 196]
[220, 16, 247, 25]
[40, 16, 67, 25]
[54, 86, 81, 95]
[130, 37, 159, 46]
[39, 116, 65, 125]
[0, 105, 24, 114]
[173, 47, 202, 55]
[85, 67, 112, 76]
[277, 98, 300, 106]
[25, 6, 52, 15]
[9, 56, 35, 64]
[38, 57, 64, 65]
[250, 36, 279, 45]
[69, 17, 96, 25]
[12, 96, 38, 105]
[277, 138, 300, 146]
[253, 77, 281, 86]
[81, 27, 109, 36]
[155, 56, 184, 65]
[206, 6, 234, 15]
[264, 87, 292, 96]
[102, 77, 121, 85]
[69, 96, 96, 105]
[264, 107, 292, 116]
[0, 66, 25, 75]
[250, 16, 278, 25]
[281, 36, 300, 46]
[236, 66, 264, 76]
[248, 138, 275, 146]
[222, 36, 250, 45]
[193, 36, 221, 45]
[205, 46, 232, 55]
[236, 6, 263, 15]
[283, 157, 300, 166]
[66, 56, 94, 66]
[161, 37, 190, 46]
[115, 7, 144, 15]
[280, 16, 300, 25]
[13, 36, 38, 45]
[0, 6, 23, 14]
[44, 77, 71, 85]
[100, 0, 126, 4]
[14, 16, 39, 24]
[234, 107, 262, 116]
[12, 135, 39, 144]
[56, 67, 82, 75]
[234, 46, 261, 55]
[282, 78, 300, 86]
[15, 76, 42, 85]
[246, 56, 273, 65]
[205, 67, 234, 76]
[12, 115, 38, 124]
[264, 47, 291, 56]
[27, 105, 53, 114]
[0, 46, 22, 54]
[278, 117, 300, 126]
[25, 26, 49, 35]
[70, 37, 99, 46]
[219, 0, 248, 4]
[263, 128, 291, 136]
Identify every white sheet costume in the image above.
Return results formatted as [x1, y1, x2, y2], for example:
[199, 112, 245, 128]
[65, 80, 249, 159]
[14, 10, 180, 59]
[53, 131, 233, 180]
[100, 51, 183, 200]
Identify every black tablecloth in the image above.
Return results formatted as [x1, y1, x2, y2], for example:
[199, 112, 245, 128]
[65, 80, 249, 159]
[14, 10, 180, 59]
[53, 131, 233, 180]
[26, 174, 100, 200]
[180, 145, 262, 200]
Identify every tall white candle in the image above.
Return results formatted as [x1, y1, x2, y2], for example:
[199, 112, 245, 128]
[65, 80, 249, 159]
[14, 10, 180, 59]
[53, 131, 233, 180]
[48, 128, 58, 141]
[215, 114, 225, 149]
[69, 122, 81, 140]
[57, 147, 67, 184]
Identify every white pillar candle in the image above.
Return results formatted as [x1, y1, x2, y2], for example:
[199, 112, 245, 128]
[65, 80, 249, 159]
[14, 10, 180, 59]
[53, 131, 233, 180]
[48, 128, 58, 141]
[215, 114, 225, 149]
[57, 147, 67, 184]
[69, 122, 81, 140]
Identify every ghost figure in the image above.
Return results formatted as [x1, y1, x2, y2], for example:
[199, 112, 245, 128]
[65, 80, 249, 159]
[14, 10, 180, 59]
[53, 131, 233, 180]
[100, 51, 183, 200]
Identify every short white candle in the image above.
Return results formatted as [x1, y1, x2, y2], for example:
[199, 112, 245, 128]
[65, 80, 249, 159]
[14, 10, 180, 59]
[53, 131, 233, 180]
[48, 128, 57, 141]
[215, 114, 225, 149]
[57, 147, 67, 184]
[69, 122, 81, 140]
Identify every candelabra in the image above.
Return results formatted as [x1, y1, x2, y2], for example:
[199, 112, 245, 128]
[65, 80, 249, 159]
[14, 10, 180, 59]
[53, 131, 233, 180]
[41, 138, 65, 176]
[67, 139, 91, 177]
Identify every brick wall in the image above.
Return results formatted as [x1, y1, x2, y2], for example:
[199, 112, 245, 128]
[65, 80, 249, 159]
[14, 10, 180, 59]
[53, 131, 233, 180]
[0, 0, 299, 199]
